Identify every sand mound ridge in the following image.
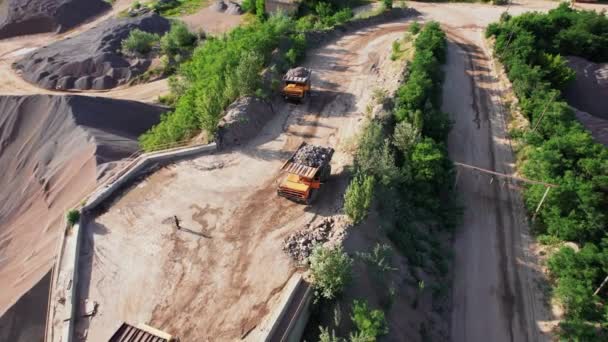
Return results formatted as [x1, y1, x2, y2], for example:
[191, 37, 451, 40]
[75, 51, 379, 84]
[0, 0, 110, 39]
[13, 14, 170, 91]
[0, 95, 166, 317]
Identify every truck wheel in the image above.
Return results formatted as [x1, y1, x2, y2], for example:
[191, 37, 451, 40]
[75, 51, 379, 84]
[320, 164, 331, 182]
[307, 188, 319, 205]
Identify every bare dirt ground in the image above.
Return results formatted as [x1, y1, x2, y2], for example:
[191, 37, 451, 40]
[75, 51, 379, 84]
[73, 22, 410, 341]
[181, 5, 243, 35]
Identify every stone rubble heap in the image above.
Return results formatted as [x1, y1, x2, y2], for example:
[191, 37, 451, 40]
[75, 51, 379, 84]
[283, 218, 334, 263]
[293, 144, 334, 168]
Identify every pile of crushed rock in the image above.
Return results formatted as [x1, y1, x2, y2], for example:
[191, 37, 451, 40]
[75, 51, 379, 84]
[293, 144, 334, 168]
[283, 218, 335, 263]
[13, 14, 170, 91]
[0, 0, 110, 39]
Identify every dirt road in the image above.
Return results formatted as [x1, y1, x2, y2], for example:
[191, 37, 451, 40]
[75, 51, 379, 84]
[432, 16, 552, 342]
[73, 22, 410, 341]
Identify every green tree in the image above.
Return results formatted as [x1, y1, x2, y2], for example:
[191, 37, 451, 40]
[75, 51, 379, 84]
[66, 209, 80, 226]
[309, 245, 353, 300]
[344, 174, 375, 224]
[350, 300, 389, 339]
[121, 29, 160, 55]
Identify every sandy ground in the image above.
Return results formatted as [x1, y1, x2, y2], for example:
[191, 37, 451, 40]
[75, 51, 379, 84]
[72, 22, 410, 341]
[181, 5, 243, 35]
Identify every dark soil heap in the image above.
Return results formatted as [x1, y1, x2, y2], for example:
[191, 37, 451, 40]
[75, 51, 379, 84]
[0, 0, 110, 39]
[564, 56, 608, 120]
[13, 14, 170, 91]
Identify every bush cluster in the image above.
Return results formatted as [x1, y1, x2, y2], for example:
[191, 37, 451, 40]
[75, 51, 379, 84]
[139, 15, 296, 150]
[487, 4, 608, 339]
[309, 245, 353, 300]
[121, 29, 160, 55]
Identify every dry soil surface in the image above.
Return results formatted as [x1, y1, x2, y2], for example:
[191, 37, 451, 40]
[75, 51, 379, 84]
[73, 22, 410, 341]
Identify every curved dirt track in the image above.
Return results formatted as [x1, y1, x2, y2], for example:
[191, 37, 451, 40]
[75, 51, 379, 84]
[73, 21, 410, 341]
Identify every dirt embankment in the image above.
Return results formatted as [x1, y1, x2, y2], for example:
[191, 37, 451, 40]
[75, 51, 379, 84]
[0, 95, 166, 323]
[564, 56, 608, 120]
[13, 14, 170, 91]
[0, 0, 111, 39]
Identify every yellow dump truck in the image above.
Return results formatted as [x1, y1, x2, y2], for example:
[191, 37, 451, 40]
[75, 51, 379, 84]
[277, 142, 333, 204]
[282, 67, 311, 102]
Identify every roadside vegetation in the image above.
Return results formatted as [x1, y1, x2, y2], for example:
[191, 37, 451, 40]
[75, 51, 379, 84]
[121, 20, 198, 84]
[311, 22, 457, 340]
[486, 4, 608, 339]
[139, 1, 400, 151]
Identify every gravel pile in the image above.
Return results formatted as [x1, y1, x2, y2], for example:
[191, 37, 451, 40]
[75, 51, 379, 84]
[13, 14, 170, 91]
[283, 218, 334, 263]
[0, 0, 110, 39]
[293, 144, 334, 168]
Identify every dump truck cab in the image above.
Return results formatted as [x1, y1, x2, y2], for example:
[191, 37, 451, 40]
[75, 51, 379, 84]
[278, 142, 333, 204]
[282, 67, 311, 102]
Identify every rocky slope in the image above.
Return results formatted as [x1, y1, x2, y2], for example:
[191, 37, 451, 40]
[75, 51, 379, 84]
[0, 0, 111, 39]
[0, 95, 166, 320]
[13, 14, 170, 91]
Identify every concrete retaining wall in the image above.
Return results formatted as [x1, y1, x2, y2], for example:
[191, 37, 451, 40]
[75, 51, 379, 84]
[84, 143, 216, 212]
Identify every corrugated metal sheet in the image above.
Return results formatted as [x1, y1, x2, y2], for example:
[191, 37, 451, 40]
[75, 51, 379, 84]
[108, 323, 170, 342]
[282, 162, 318, 179]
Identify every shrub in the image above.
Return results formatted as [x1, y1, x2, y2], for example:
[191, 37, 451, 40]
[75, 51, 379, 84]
[66, 209, 80, 226]
[160, 21, 197, 56]
[409, 22, 421, 35]
[121, 29, 160, 55]
[256, 0, 266, 19]
[344, 174, 375, 224]
[393, 120, 420, 154]
[309, 245, 353, 300]
[382, 0, 393, 10]
[350, 300, 389, 339]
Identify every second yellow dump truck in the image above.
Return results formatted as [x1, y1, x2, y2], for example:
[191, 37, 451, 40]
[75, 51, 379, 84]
[282, 67, 311, 101]
[277, 142, 334, 204]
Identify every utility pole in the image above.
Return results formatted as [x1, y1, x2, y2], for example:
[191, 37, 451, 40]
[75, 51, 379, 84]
[532, 187, 551, 223]
[594, 274, 608, 296]
[531, 93, 557, 134]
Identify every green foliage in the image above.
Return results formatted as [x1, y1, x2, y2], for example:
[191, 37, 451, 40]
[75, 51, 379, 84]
[241, 0, 254, 13]
[256, 0, 265, 19]
[139, 15, 293, 151]
[66, 209, 80, 226]
[382, 0, 393, 10]
[393, 120, 420, 154]
[394, 22, 450, 141]
[356, 243, 396, 276]
[487, 5, 608, 339]
[319, 326, 344, 342]
[344, 174, 375, 224]
[409, 22, 421, 35]
[121, 29, 160, 55]
[492, 0, 508, 5]
[160, 21, 197, 72]
[154, 0, 205, 16]
[350, 300, 389, 339]
[309, 245, 353, 300]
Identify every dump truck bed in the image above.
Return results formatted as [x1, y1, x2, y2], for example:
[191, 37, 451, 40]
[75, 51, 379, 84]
[280, 142, 333, 179]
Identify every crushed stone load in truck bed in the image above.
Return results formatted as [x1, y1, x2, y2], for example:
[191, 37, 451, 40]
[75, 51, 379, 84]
[285, 67, 310, 78]
[293, 144, 333, 168]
